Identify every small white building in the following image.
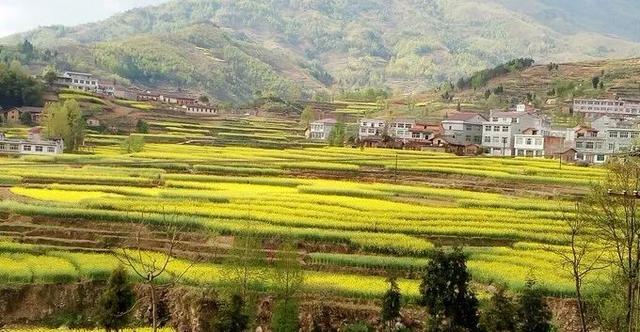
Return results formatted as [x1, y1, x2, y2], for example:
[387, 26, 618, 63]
[514, 128, 545, 157]
[308, 118, 337, 141]
[359, 119, 386, 139]
[0, 128, 63, 155]
[185, 105, 218, 115]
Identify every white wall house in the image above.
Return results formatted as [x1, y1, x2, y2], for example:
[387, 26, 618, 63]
[389, 118, 416, 141]
[62, 72, 99, 92]
[185, 105, 218, 115]
[514, 129, 545, 157]
[0, 128, 63, 155]
[359, 119, 386, 139]
[308, 118, 337, 141]
[482, 109, 550, 156]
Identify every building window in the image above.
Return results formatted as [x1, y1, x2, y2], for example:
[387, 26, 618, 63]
[492, 117, 498, 122]
[620, 132, 630, 139]
[610, 131, 619, 138]
[9, 145, 18, 151]
[493, 126, 500, 131]
[526, 138, 532, 145]
[35, 146, 43, 152]
[47, 147, 55, 153]
[484, 136, 491, 143]
[609, 143, 616, 151]
[576, 142, 584, 148]
[596, 155, 606, 162]
[493, 136, 499, 143]
[485, 126, 492, 131]
[595, 142, 603, 150]
[502, 126, 508, 132]
[23, 145, 31, 151]
[586, 142, 594, 149]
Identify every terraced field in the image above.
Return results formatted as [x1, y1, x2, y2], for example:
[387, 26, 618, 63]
[0, 143, 609, 301]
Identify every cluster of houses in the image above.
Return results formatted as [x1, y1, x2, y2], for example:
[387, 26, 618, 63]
[308, 98, 640, 164]
[53, 71, 218, 116]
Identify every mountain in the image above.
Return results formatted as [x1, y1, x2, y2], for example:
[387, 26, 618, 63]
[2, 0, 640, 104]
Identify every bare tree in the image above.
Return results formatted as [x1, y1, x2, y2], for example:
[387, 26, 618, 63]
[548, 205, 608, 332]
[116, 218, 197, 332]
[583, 157, 640, 332]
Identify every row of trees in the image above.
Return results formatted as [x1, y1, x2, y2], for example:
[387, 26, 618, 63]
[0, 60, 44, 109]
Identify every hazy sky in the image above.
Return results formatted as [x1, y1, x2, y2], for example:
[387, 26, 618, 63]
[0, 0, 170, 37]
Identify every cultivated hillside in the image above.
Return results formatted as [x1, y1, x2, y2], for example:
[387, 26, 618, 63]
[2, 0, 640, 103]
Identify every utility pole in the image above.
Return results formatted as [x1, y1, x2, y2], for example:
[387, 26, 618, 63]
[394, 153, 398, 183]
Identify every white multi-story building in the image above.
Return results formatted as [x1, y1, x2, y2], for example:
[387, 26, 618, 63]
[60, 72, 99, 92]
[308, 118, 337, 141]
[575, 115, 640, 163]
[573, 98, 640, 119]
[441, 112, 485, 145]
[358, 119, 386, 139]
[388, 118, 416, 141]
[482, 108, 550, 156]
[514, 128, 545, 157]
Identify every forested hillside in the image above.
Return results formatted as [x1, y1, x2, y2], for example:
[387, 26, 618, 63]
[2, 0, 640, 104]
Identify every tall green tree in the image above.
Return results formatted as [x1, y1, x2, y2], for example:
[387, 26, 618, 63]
[419, 248, 479, 332]
[212, 294, 250, 332]
[272, 242, 303, 332]
[479, 287, 517, 332]
[381, 277, 402, 324]
[517, 279, 553, 332]
[0, 61, 43, 108]
[327, 121, 346, 147]
[44, 99, 85, 152]
[96, 266, 135, 332]
[300, 106, 314, 128]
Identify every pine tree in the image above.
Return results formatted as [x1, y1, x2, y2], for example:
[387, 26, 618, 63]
[517, 279, 553, 332]
[480, 287, 517, 332]
[212, 294, 250, 332]
[381, 277, 402, 323]
[419, 248, 479, 331]
[96, 266, 135, 332]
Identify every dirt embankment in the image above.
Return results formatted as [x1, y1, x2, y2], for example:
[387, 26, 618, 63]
[0, 282, 588, 332]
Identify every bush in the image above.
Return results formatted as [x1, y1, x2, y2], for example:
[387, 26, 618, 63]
[517, 279, 553, 332]
[272, 299, 300, 332]
[96, 266, 135, 331]
[211, 294, 250, 332]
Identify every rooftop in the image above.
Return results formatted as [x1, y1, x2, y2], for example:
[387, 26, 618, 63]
[313, 118, 338, 124]
[445, 112, 487, 122]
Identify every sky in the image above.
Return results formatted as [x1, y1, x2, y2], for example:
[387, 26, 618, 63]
[0, 0, 169, 37]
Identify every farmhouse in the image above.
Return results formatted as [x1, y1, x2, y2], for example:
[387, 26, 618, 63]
[358, 118, 386, 139]
[86, 117, 101, 127]
[137, 91, 160, 102]
[57, 72, 99, 92]
[441, 112, 485, 145]
[482, 108, 550, 156]
[575, 115, 640, 163]
[0, 107, 21, 125]
[17, 107, 44, 124]
[0, 128, 63, 155]
[185, 105, 218, 115]
[308, 118, 337, 141]
[160, 94, 197, 106]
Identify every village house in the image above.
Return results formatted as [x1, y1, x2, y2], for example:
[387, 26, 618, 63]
[0, 107, 22, 125]
[482, 107, 550, 156]
[0, 128, 63, 155]
[573, 98, 640, 119]
[388, 118, 416, 141]
[96, 84, 116, 96]
[575, 115, 640, 163]
[159, 94, 197, 106]
[308, 118, 337, 141]
[358, 118, 386, 139]
[18, 107, 44, 124]
[57, 72, 100, 92]
[86, 117, 101, 127]
[441, 112, 486, 145]
[137, 91, 160, 102]
[185, 105, 218, 115]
